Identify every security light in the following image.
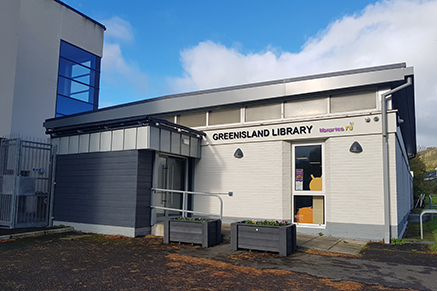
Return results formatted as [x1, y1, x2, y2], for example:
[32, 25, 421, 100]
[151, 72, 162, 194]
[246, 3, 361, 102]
[349, 141, 363, 153]
[234, 148, 244, 158]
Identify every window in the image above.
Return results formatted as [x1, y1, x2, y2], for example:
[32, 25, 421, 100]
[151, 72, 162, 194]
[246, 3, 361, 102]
[330, 91, 376, 113]
[178, 112, 206, 127]
[284, 97, 327, 118]
[56, 41, 101, 117]
[209, 108, 240, 125]
[246, 103, 281, 122]
[293, 143, 325, 225]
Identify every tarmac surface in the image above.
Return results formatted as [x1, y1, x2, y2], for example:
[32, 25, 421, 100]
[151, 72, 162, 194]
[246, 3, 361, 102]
[0, 226, 436, 290]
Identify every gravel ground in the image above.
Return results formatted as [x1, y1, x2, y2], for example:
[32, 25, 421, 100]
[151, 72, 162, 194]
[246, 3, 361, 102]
[0, 232, 433, 291]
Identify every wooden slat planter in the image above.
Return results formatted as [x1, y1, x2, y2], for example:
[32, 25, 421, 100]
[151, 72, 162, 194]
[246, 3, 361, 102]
[231, 222, 297, 256]
[164, 219, 222, 247]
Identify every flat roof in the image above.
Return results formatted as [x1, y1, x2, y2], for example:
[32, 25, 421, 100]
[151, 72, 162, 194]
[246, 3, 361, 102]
[54, 0, 106, 30]
[44, 63, 416, 156]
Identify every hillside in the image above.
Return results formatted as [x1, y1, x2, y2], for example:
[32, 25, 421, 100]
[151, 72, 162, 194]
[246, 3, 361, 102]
[415, 147, 437, 172]
[411, 147, 437, 196]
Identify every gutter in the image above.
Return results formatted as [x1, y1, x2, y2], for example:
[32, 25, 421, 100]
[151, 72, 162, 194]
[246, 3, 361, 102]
[381, 77, 412, 244]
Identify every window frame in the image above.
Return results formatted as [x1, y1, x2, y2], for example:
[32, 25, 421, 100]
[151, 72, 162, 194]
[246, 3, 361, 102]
[55, 40, 101, 117]
[292, 142, 326, 228]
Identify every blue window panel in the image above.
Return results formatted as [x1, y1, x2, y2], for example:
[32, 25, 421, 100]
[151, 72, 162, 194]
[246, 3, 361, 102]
[60, 41, 98, 70]
[56, 95, 94, 116]
[59, 58, 96, 85]
[56, 41, 100, 117]
[57, 76, 95, 104]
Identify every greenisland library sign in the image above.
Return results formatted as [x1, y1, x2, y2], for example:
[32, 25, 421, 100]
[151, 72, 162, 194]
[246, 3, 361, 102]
[207, 117, 374, 144]
[212, 125, 314, 141]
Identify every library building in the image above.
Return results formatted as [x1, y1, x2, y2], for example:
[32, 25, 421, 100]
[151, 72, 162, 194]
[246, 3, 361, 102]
[44, 63, 416, 242]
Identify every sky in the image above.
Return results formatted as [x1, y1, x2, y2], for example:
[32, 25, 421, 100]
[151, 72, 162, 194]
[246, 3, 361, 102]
[63, 0, 437, 147]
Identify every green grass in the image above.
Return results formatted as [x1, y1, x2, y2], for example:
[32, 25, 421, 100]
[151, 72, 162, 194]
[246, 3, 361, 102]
[404, 219, 437, 251]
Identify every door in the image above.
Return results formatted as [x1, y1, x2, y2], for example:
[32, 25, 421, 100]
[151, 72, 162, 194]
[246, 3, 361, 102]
[292, 143, 325, 226]
[156, 155, 186, 219]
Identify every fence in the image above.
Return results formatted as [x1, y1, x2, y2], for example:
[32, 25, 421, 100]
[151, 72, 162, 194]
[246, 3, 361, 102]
[0, 138, 54, 228]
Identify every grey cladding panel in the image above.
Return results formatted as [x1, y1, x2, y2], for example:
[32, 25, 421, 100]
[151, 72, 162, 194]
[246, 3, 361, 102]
[54, 151, 141, 228]
[135, 150, 153, 228]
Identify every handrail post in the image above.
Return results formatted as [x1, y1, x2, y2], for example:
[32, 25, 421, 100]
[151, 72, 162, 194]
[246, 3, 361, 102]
[420, 211, 424, 240]
[151, 187, 225, 222]
[182, 191, 187, 218]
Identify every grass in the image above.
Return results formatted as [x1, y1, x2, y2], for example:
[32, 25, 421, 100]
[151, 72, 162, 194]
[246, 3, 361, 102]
[404, 218, 437, 251]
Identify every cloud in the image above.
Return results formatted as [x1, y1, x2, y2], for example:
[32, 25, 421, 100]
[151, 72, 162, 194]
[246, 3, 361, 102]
[100, 17, 148, 102]
[102, 16, 134, 42]
[170, 0, 437, 147]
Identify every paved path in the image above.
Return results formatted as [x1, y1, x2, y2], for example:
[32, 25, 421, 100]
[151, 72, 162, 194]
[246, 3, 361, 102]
[177, 240, 437, 291]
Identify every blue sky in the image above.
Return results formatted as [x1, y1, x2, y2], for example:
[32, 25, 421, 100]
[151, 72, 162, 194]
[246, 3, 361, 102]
[63, 0, 437, 147]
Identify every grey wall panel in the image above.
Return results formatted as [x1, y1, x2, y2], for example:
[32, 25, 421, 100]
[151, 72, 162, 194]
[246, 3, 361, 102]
[89, 133, 100, 152]
[160, 130, 171, 153]
[54, 150, 141, 228]
[59, 137, 69, 154]
[135, 150, 154, 228]
[69, 136, 79, 154]
[181, 137, 190, 156]
[100, 131, 112, 151]
[136, 127, 149, 149]
[171, 132, 181, 154]
[79, 134, 90, 153]
[112, 129, 124, 151]
[150, 127, 160, 150]
[124, 128, 137, 150]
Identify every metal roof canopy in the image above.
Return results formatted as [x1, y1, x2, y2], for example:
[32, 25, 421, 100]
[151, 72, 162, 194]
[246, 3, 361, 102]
[44, 63, 416, 157]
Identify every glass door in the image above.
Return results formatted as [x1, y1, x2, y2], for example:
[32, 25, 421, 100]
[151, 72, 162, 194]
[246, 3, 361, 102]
[292, 143, 325, 226]
[156, 156, 186, 219]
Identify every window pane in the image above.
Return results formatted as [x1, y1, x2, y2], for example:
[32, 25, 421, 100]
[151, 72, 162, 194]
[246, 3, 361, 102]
[178, 112, 206, 127]
[284, 97, 327, 118]
[56, 41, 100, 117]
[60, 41, 97, 69]
[246, 103, 281, 122]
[57, 76, 94, 103]
[295, 145, 322, 191]
[294, 195, 324, 224]
[330, 91, 376, 113]
[59, 58, 96, 86]
[56, 95, 94, 116]
[209, 108, 240, 125]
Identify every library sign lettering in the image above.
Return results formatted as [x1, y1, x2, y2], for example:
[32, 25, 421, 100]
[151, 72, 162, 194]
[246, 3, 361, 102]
[212, 125, 313, 141]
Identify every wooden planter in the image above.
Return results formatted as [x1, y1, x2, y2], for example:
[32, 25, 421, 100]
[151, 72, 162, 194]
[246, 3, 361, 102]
[164, 219, 222, 248]
[231, 222, 297, 256]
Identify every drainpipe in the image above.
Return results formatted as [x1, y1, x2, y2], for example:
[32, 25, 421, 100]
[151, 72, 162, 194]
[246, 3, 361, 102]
[381, 76, 412, 244]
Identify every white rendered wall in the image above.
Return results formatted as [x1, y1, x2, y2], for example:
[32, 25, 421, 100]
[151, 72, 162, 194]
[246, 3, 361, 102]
[0, 0, 104, 139]
[326, 134, 384, 226]
[194, 141, 291, 221]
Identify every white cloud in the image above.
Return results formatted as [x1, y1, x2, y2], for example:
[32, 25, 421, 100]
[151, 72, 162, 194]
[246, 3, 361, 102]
[100, 17, 148, 99]
[170, 0, 437, 147]
[102, 16, 134, 42]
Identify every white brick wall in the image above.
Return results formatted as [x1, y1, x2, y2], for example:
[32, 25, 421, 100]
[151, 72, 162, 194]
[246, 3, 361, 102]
[194, 141, 288, 220]
[326, 134, 385, 225]
[193, 127, 411, 233]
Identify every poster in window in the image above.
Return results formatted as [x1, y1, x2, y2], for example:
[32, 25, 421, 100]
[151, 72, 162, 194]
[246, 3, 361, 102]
[295, 169, 303, 191]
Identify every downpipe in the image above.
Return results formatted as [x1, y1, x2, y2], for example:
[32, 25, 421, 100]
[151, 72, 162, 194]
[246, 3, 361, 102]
[381, 77, 412, 244]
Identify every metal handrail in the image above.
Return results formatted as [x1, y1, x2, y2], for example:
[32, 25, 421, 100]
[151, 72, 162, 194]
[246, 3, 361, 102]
[151, 188, 224, 222]
[420, 209, 437, 239]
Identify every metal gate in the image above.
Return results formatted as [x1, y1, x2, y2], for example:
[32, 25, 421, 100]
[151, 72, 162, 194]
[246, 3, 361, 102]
[0, 138, 55, 228]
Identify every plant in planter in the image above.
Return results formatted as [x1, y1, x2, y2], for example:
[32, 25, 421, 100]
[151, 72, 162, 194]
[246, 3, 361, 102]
[231, 220, 297, 256]
[164, 217, 222, 248]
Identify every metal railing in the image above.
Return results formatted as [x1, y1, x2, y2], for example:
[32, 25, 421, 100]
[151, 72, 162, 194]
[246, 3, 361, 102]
[151, 188, 223, 225]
